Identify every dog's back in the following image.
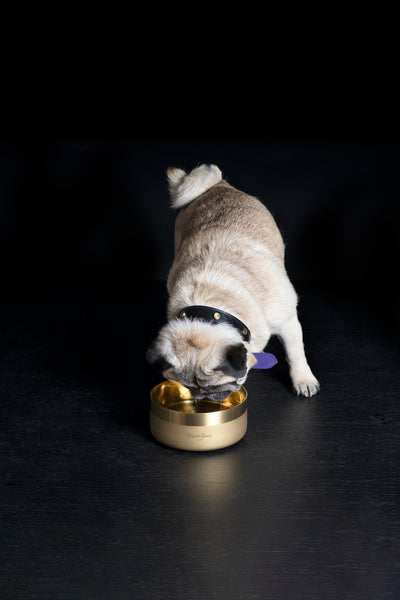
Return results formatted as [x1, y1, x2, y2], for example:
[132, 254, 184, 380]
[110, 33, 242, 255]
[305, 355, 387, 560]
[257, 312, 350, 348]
[166, 164, 293, 349]
[168, 164, 284, 261]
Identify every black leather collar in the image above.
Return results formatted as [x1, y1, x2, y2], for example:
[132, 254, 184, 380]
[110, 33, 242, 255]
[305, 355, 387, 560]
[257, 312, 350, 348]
[177, 305, 251, 343]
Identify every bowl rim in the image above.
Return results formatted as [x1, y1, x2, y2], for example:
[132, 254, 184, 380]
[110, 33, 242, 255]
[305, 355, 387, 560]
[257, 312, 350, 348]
[150, 380, 247, 426]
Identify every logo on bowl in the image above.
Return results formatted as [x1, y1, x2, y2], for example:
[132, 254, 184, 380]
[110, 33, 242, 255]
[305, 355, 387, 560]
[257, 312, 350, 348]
[187, 432, 212, 440]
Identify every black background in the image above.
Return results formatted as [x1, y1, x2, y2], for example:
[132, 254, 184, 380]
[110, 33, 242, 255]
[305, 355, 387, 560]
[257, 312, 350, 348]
[1, 136, 399, 327]
[1, 137, 400, 287]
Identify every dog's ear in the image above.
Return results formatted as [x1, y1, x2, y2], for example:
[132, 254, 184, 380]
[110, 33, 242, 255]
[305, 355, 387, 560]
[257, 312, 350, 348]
[217, 344, 248, 378]
[146, 342, 173, 373]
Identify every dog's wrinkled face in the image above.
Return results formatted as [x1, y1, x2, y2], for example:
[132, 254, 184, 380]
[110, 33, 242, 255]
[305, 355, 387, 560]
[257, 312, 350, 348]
[147, 319, 257, 401]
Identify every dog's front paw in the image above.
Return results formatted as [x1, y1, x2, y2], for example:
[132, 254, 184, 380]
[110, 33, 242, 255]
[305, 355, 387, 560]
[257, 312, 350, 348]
[292, 376, 320, 397]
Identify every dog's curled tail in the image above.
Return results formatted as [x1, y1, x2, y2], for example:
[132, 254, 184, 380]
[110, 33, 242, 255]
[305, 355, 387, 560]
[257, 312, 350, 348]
[167, 164, 222, 209]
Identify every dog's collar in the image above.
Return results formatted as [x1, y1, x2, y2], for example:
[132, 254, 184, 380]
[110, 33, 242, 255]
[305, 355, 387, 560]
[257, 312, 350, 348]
[176, 305, 278, 370]
[177, 305, 251, 343]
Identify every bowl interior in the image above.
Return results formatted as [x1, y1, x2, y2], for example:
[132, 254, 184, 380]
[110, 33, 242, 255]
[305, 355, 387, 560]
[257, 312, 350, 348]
[151, 380, 246, 414]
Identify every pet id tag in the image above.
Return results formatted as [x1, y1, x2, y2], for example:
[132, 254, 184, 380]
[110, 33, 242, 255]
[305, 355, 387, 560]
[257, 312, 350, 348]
[252, 352, 278, 369]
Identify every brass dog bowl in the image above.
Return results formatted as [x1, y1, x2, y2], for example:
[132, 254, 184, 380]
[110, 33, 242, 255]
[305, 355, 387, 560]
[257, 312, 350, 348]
[150, 380, 248, 451]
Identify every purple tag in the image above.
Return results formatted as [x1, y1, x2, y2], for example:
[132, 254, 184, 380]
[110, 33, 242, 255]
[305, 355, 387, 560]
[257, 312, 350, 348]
[252, 352, 278, 369]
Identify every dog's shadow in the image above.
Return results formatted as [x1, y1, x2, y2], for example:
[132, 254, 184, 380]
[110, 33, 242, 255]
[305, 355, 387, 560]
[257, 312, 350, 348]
[260, 336, 293, 393]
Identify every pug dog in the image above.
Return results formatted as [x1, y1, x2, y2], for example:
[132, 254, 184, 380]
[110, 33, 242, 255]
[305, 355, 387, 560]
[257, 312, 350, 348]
[147, 164, 320, 400]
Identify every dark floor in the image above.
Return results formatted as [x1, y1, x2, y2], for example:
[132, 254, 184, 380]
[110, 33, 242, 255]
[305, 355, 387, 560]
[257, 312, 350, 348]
[1, 283, 399, 600]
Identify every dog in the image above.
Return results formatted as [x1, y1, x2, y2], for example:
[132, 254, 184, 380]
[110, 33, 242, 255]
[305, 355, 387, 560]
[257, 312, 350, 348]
[147, 164, 320, 400]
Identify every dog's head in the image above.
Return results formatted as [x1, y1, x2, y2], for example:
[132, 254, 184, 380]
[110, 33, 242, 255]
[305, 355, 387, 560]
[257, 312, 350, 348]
[147, 318, 257, 401]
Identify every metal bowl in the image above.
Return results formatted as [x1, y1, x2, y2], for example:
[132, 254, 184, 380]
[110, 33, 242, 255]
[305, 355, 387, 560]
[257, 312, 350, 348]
[150, 380, 248, 451]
